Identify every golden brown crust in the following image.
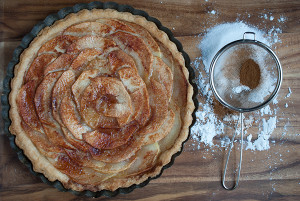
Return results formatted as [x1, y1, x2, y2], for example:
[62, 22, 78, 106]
[9, 9, 194, 192]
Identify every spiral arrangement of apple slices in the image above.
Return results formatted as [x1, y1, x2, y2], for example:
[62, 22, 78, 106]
[12, 10, 192, 191]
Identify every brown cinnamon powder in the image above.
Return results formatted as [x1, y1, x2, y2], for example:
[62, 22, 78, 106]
[239, 59, 261, 89]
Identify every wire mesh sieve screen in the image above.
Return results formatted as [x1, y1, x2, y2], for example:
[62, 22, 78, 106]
[212, 43, 280, 110]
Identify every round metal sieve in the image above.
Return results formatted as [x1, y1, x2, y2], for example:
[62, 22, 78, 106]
[209, 32, 282, 190]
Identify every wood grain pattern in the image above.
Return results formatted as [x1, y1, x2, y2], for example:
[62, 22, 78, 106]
[1, 0, 300, 200]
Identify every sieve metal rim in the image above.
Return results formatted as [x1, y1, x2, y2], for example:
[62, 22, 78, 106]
[209, 34, 282, 113]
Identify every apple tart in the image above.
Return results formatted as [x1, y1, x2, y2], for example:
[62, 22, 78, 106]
[9, 9, 194, 192]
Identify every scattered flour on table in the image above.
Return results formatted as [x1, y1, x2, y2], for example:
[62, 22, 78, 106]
[272, 96, 279, 104]
[190, 17, 289, 151]
[285, 87, 292, 98]
[278, 15, 287, 23]
[246, 117, 277, 151]
[232, 85, 250, 93]
[208, 10, 216, 15]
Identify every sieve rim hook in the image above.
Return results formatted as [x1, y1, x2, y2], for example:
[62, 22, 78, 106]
[243, 32, 256, 40]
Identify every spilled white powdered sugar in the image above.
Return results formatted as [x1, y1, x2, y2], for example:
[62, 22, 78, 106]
[285, 87, 292, 98]
[191, 19, 288, 151]
[278, 15, 287, 23]
[191, 103, 225, 146]
[232, 85, 250, 93]
[246, 117, 277, 151]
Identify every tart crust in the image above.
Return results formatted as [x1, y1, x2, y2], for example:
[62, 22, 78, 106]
[9, 9, 194, 192]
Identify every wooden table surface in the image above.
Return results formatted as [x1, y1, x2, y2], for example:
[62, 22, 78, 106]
[0, 0, 299, 200]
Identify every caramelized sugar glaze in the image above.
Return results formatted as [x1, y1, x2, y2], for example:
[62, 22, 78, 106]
[10, 9, 193, 191]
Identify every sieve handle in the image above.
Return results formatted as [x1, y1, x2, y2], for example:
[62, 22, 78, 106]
[222, 112, 244, 190]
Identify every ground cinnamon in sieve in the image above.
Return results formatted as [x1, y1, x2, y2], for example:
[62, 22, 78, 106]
[239, 59, 261, 89]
